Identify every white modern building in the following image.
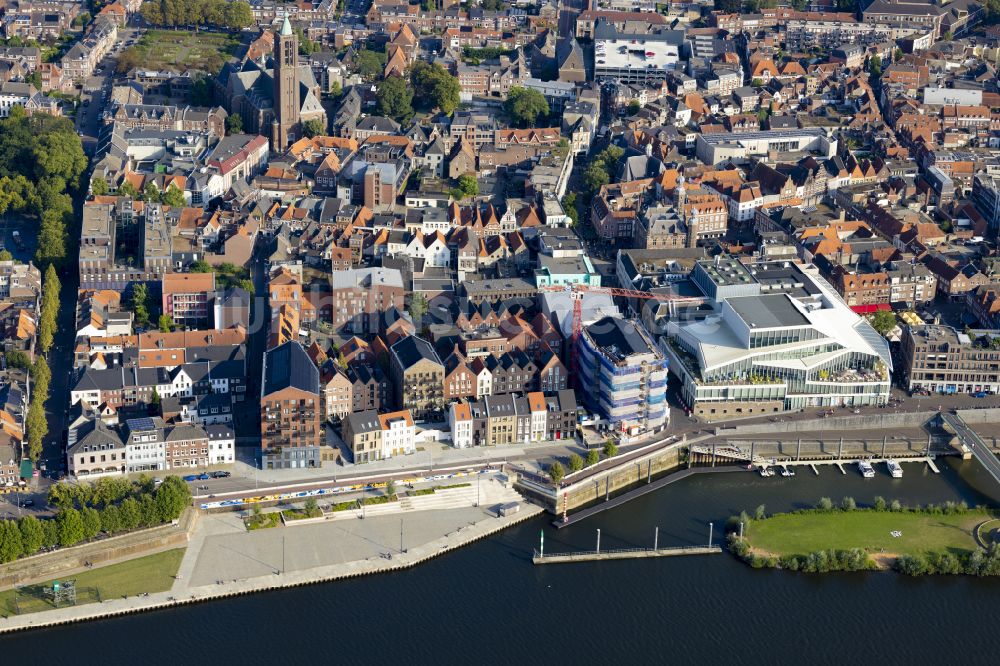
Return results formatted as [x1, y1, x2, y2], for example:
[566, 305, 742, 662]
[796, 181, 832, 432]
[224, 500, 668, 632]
[695, 128, 837, 165]
[663, 258, 891, 420]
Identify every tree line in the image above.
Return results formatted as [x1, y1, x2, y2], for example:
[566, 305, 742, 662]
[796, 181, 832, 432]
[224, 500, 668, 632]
[0, 107, 87, 269]
[0, 477, 191, 563]
[139, 0, 254, 30]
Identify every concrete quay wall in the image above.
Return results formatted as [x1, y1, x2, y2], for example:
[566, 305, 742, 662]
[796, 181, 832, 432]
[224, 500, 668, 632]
[0, 510, 196, 591]
[956, 408, 1000, 425]
[718, 412, 936, 437]
[517, 444, 684, 514]
[0, 504, 544, 635]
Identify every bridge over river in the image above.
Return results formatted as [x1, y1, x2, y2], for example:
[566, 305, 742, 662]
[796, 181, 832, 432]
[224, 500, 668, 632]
[941, 412, 1000, 486]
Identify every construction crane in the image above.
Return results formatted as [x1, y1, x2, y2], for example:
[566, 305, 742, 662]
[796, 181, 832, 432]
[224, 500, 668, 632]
[538, 284, 704, 376]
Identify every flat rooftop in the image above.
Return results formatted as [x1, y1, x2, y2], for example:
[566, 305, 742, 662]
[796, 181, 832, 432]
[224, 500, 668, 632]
[698, 128, 826, 144]
[596, 41, 679, 71]
[697, 256, 756, 287]
[728, 294, 810, 329]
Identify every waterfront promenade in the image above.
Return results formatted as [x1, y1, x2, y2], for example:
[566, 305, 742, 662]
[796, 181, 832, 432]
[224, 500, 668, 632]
[0, 482, 542, 634]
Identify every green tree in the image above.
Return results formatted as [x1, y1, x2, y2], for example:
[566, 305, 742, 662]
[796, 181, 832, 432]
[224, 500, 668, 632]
[138, 494, 159, 527]
[817, 497, 834, 511]
[302, 118, 326, 138]
[754, 504, 767, 520]
[120, 498, 142, 531]
[0, 520, 24, 562]
[504, 86, 549, 127]
[627, 100, 642, 115]
[0, 249, 11, 262]
[584, 162, 610, 193]
[158, 314, 174, 333]
[841, 496, 857, 511]
[585, 449, 599, 467]
[39, 263, 60, 352]
[223, 1, 254, 30]
[154, 476, 191, 522]
[33, 356, 51, 394]
[354, 49, 386, 81]
[456, 174, 479, 198]
[130, 283, 151, 329]
[874, 496, 887, 511]
[41, 518, 58, 548]
[100, 504, 122, 534]
[329, 81, 342, 99]
[81, 507, 102, 540]
[410, 61, 461, 115]
[56, 508, 85, 547]
[603, 440, 618, 458]
[870, 310, 896, 336]
[568, 453, 583, 473]
[142, 182, 160, 203]
[4, 350, 30, 369]
[867, 54, 882, 79]
[117, 180, 140, 199]
[26, 397, 47, 461]
[294, 27, 321, 56]
[408, 292, 428, 326]
[562, 192, 579, 226]
[548, 461, 565, 484]
[376, 75, 414, 123]
[160, 183, 186, 208]
[189, 260, 212, 273]
[226, 113, 243, 135]
[18, 515, 44, 556]
[91, 177, 109, 196]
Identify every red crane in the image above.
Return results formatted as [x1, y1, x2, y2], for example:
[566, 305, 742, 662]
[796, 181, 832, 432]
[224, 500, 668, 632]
[539, 284, 703, 376]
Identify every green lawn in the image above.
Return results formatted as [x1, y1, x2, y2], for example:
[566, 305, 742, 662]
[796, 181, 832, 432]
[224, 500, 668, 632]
[0, 548, 185, 617]
[122, 30, 239, 73]
[748, 511, 984, 558]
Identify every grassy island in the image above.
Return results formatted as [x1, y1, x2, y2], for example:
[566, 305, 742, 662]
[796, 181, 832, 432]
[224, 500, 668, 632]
[730, 498, 1000, 576]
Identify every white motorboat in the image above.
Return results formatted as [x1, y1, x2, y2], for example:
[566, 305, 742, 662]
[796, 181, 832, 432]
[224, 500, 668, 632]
[887, 460, 903, 478]
[858, 460, 875, 478]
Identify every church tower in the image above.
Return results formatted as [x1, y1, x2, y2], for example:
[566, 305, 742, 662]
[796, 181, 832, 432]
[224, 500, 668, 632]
[272, 17, 300, 150]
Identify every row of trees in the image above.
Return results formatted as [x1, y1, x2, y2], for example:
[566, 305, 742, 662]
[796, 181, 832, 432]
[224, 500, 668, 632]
[0, 477, 191, 563]
[547, 441, 619, 483]
[896, 545, 1000, 577]
[0, 108, 87, 268]
[729, 537, 877, 573]
[139, 0, 254, 30]
[25, 355, 50, 461]
[38, 265, 60, 354]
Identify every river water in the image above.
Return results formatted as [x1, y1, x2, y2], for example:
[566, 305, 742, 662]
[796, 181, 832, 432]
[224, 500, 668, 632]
[3, 458, 999, 665]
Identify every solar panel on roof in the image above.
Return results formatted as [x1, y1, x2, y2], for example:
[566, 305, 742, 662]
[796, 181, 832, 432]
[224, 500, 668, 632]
[127, 417, 156, 431]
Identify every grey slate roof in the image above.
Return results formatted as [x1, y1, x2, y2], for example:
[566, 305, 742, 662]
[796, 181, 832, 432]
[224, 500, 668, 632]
[391, 336, 443, 371]
[263, 341, 320, 397]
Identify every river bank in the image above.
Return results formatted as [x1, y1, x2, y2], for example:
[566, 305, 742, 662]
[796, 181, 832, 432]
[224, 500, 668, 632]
[0, 499, 543, 634]
[2, 457, 1000, 664]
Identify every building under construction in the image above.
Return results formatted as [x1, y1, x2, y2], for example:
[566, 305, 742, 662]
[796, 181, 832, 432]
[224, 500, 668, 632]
[577, 316, 669, 434]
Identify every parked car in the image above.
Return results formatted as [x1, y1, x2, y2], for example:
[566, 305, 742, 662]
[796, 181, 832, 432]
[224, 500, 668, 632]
[22, 499, 34, 507]
[210, 471, 231, 478]
[973, 391, 988, 398]
[197, 473, 210, 480]
[183, 475, 198, 482]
